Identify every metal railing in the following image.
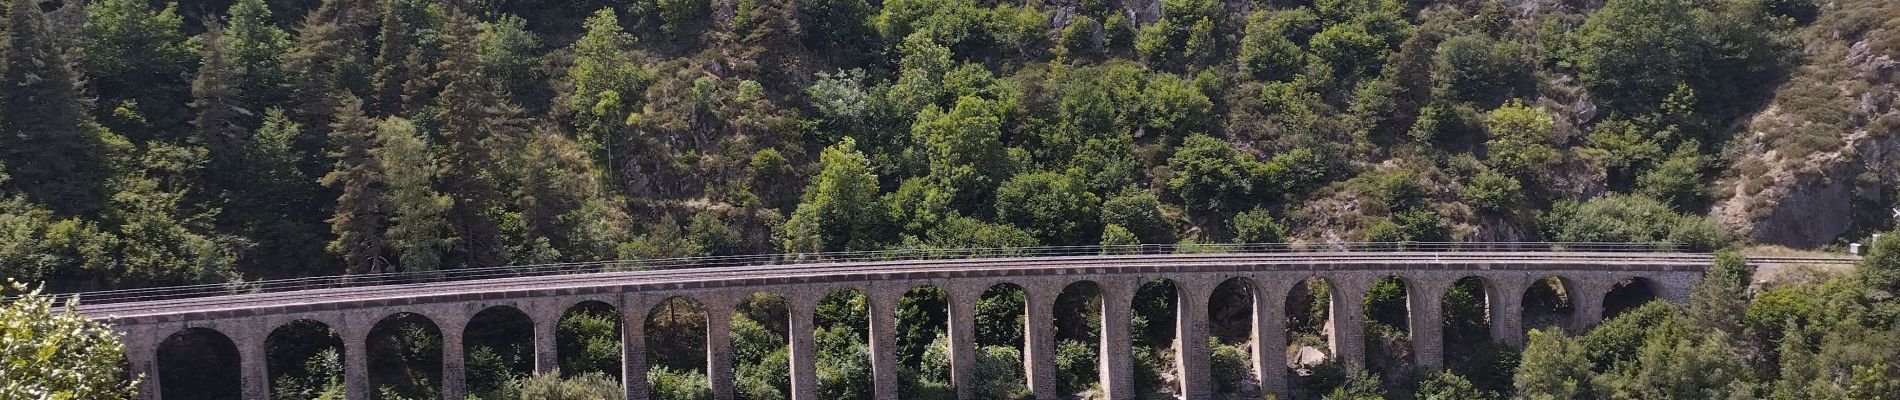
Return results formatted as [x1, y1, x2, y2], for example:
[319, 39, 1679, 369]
[24, 242, 1691, 306]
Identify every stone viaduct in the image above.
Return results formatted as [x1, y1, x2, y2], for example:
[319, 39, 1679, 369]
[82, 251, 1726, 400]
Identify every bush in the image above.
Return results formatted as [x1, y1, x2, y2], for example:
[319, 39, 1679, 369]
[1102, 191, 1175, 244]
[1462, 170, 1524, 214]
[1209, 338, 1253, 393]
[973, 345, 1030, 399]
[1416, 370, 1488, 400]
[1054, 339, 1099, 394]
[519, 371, 626, 400]
[647, 366, 711, 400]
[1231, 207, 1289, 243]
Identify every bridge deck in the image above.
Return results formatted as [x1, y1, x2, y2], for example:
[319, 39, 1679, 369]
[77, 251, 1799, 323]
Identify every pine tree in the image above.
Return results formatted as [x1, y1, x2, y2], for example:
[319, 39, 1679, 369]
[286, 0, 368, 156]
[376, 117, 454, 272]
[227, 0, 295, 121]
[75, 0, 197, 141]
[236, 109, 327, 277]
[1, 0, 110, 217]
[1689, 252, 1754, 340]
[192, 21, 246, 186]
[430, 9, 526, 268]
[514, 126, 596, 254]
[320, 95, 388, 274]
[369, 0, 419, 116]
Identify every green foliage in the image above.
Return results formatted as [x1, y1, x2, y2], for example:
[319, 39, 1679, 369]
[1860, 231, 1900, 293]
[1417, 370, 1489, 400]
[1563, 0, 1790, 117]
[378, 117, 455, 272]
[2, 0, 111, 217]
[1689, 252, 1755, 338]
[648, 366, 713, 400]
[973, 345, 1030, 399]
[557, 307, 623, 377]
[1209, 338, 1253, 393]
[1482, 100, 1559, 182]
[1542, 194, 1735, 251]
[1054, 339, 1098, 394]
[1168, 135, 1268, 215]
[1433, 34, 1529, 104]
[519, 371, 626, 400]
[0, 280, 138, 400]
[1101, 190, 1175, 244]
[76, 0, 197, 139]
[1577, 301, 1685, 371]
[1514, 328, 1598, 400]
[994, 171, 1101, 245]
[1231, 207, 1288, 243]
[1239, 11, 1304, 81]
[1463, 169, 1524, 214]
[783, 138, 886, 252]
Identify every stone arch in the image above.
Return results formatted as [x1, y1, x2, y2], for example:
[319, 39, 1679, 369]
[1520, 276, 1576, 335]
[812, 288, 870, 398]
[158, 327, 241, 400]
[367, 312, 443, 399]
[732, 291, 791, 399]
[1207, 276, 1260, 397]
[465, 305, 535, 397]
[896, 285, 952, 393]
[1603, 277, 1662, 319]
[1284, 275, 1335, 398]
[1131, 278, 1179, 396]
[265, 319, 344, 397]
[555, 300, 622, 377]
[1055, 280, 1106, 397]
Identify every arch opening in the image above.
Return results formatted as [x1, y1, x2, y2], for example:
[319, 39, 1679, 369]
[814, 288, 871, 399]
[895, 286, 953, 397]
[1603, 278, 1661, 320]
[973, 283, 1030, 398]
[556, 301, 622, 379]
[1131, 278, 1178, 397]
[367, 312, 443, 399]
[733, 292, 791, 400]
[1056, 280, 1105, 398]
[1442, 277, 1513, 394]
[1284, 276, 1333, 399]
[646, 295, 711, 399]
[1362, 276, 1414, 381]
[266, 320, 344, 398]
[1520, 276, 1575, 335]
[158, 327, 241, 400]
[466, 305, 534, 399]
[1207, 277, 1260, 397]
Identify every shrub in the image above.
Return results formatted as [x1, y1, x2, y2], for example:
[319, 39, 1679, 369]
[1231, 208, 1289, 243]
[519, 371, 626, 400]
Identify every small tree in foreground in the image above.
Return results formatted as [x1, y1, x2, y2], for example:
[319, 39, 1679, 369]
[1, 280, 139, 399]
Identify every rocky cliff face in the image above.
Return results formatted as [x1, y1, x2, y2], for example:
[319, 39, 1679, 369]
[1714, 0, 1900, 247]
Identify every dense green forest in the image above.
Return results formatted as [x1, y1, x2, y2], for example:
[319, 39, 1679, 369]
[2, 0, 1899, 398]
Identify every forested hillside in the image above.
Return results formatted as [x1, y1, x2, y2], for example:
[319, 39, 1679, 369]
[0, 0, 1888, 290]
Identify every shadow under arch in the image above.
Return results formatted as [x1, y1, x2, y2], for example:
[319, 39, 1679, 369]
[159, 327, 241, 400]
[1207, 276, 1261, 397]
[265, 319, 345, 398]
[1363, 275, 1416, 373]
[1520, 276, 1576, 335]
[1603, 277, 1662, 320]
[1054, 280, 1106, 397]
[556, 300, 622, 378]
[367, 312, 443, 399]
[1131, 278, 1178, 397]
